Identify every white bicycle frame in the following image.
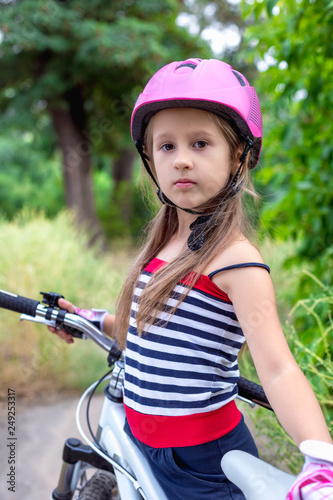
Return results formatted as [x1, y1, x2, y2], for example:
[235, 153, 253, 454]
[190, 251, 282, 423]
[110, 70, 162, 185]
[0, 289, 295, 500]
[77, 373, 169, 500]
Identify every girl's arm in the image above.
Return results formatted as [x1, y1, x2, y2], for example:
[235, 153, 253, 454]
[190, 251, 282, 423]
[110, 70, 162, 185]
[102, 313, 116, 337]
[218, 264, 332, 446]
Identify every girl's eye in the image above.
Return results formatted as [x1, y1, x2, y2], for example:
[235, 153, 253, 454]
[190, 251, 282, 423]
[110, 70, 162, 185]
[194, 140, 208, 149]
[162, 143, 174, 151]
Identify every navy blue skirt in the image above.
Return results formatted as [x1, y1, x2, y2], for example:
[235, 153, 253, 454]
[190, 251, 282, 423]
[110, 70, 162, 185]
[124, 414, 258, 500]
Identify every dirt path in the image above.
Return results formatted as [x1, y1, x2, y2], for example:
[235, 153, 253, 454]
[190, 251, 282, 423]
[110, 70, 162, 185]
[0, 393, 105, 500]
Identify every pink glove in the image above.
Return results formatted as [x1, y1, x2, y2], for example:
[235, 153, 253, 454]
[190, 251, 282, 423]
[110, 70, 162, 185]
[74, 307, 109, 332]
[286, 440, 333, 499]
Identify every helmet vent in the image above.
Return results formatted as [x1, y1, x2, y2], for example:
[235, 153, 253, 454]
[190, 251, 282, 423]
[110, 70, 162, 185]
[249, 90, 262, 131]
[176, 63, 197, 70]
[232, 70, 246, 87]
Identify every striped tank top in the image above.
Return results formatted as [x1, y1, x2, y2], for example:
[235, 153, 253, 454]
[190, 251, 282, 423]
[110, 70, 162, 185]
[124, 258, 270, 447]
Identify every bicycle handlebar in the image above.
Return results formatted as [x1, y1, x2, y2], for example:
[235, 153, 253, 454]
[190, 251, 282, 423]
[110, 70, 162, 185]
[0, 289, 121, 357]
[0, 290, 40, 316]
[238, 377, 273, 411]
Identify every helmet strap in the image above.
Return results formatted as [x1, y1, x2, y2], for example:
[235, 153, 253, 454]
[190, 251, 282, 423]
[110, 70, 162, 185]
[135, 140, 160, 191]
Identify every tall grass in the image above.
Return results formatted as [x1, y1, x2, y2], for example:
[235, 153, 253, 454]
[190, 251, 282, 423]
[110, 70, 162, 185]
[0, 210, 131, 400]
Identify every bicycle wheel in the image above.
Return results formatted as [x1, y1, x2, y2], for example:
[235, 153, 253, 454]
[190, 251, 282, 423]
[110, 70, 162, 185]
[76, 470, 118, 500]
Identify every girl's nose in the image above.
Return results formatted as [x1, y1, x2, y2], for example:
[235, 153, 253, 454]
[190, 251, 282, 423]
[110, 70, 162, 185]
[173, 149, 193, 170]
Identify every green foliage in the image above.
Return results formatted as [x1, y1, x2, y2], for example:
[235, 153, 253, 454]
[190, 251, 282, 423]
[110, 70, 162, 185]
[0, 132, 64, 217]
[289, 271, 333, 364]
[240, 0, 333, 297]
[0, 210, 130, 399]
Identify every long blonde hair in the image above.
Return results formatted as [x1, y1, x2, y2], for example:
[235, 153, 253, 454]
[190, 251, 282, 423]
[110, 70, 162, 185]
[114, 111, 259, 349]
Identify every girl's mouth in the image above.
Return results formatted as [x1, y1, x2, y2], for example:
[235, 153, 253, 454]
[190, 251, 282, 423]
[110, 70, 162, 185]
[174, 179, 196, 188]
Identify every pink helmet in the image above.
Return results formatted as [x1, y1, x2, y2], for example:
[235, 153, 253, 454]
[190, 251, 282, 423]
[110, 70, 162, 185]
[131, 58, 263, 168]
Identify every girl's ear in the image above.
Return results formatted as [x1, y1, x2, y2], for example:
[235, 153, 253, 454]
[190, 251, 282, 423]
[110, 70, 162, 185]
[231, 147, 244, 174]
[236, 146, 244, 163]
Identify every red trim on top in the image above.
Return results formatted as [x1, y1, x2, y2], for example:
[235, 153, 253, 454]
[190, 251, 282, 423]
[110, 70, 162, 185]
[144, 258, 166, 273]
[125, 400, 241, 448]
[189, 274, 231, 302]
[144, 258, 231, 302]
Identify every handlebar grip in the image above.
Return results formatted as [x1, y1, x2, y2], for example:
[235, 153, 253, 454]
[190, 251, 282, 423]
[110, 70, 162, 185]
[0, 290, 40, 316]
[237, 377, 273, 411]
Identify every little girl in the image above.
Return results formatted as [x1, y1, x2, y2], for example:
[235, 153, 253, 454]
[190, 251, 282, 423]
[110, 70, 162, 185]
[52, 59, 333, 499]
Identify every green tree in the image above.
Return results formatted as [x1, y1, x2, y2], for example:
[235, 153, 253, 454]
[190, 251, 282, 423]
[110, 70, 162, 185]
[240, 0, 333, 292]
[0, 0, 208, 240]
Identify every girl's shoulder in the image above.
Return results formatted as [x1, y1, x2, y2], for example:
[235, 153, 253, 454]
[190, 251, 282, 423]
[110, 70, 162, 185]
[203, 236, 265, 276]
[203, 236, 268, 296]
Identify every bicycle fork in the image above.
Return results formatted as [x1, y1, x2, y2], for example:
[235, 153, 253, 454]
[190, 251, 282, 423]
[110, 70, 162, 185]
[52, 437, 115, 500]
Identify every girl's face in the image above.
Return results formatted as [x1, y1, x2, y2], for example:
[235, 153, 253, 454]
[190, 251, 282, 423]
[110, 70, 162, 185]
[151, 108, 235, 212]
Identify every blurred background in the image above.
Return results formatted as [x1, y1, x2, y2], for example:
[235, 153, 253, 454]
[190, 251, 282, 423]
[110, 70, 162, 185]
[0, 0, 332, 473]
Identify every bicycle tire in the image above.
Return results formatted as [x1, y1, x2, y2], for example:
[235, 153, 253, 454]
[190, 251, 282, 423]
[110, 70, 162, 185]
[76, 470, 117, 500]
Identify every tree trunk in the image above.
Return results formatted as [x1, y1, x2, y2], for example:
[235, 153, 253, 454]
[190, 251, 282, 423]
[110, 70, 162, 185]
[49, 87, 104, 246]
[112, 148, 136, 224]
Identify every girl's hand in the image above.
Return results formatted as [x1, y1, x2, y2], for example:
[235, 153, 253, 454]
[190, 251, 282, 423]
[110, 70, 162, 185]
[47, 298, 76, 344]
[286, 440, 333, 499]
[48, 298, 111, 343]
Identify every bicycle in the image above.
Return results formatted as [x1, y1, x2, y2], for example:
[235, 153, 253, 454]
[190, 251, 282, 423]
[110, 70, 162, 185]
[0, 289, 296, 499]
